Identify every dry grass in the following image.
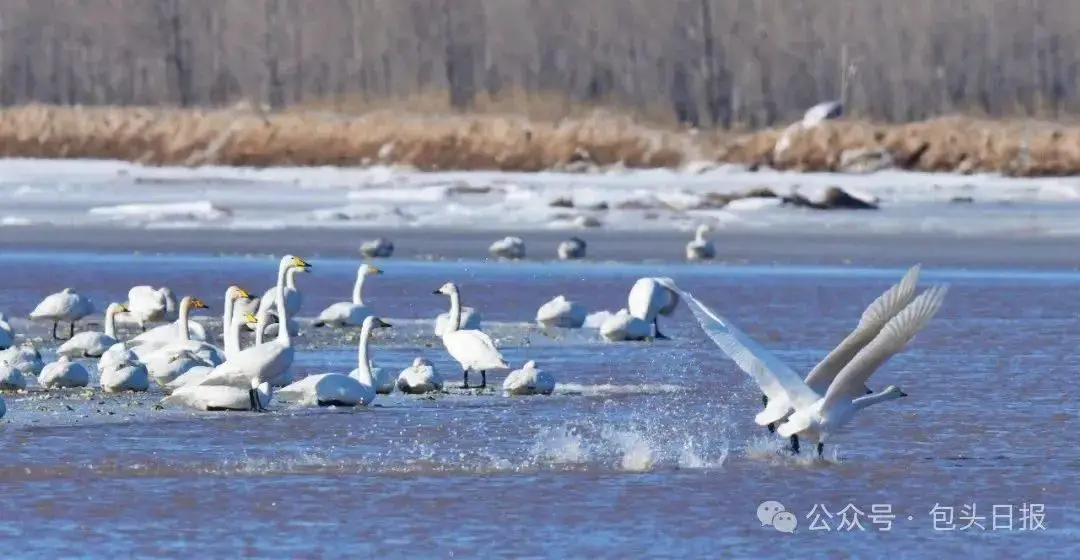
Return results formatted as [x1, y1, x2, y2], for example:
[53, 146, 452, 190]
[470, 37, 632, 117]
[1, 103, 1080, 176]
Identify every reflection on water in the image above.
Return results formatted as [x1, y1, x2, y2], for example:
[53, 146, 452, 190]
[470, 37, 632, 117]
[0, 252, 1076, 557]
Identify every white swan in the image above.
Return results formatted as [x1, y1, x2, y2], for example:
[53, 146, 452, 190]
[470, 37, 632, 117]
[536, 295, 587, 329]
[166, 309, 257, 392]
[39, 356, 90, 389]
[122, 286, 177, 330]
[361, 237, 394, 258]
[252, 265, 305, 336]
[195, 255, 311, 409]
[29, 287, 94, 339]
[502, 360, 556, 395]
[0, 363, 26, 391]
[627, 277, 680, 339]
[128, 295, 210, 347]
[0, 312, 14, 349]
[277, 316, 390, 407]
[685, 224, 716, 261]
[100, 354, 150, 393]
[57, 302, 128, 358]
[312, 263, 382, 327]
[162, 377, 273, 412]
[599, 308, 653, 341]
[489, 236, 526, 260]
[433, 282, 509, 389]
[396, 357, 443, 394]
[680, 280, 946, 456]
[557, 237, 587, 260]
[0, 341, 44, 376]
[134, 296, 221, 377]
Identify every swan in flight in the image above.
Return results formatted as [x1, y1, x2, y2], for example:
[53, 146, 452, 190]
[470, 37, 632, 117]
[0, 341, 44, 377]
[30, 287, 94, 340]
[39, 355, 91, 388]
[489, 236, 526, 260]
[195, 255, 311, 410]
[251, 265, 305, 336]
[163, 377, 273, 412]
[312, 263, 383, 327]
[396, 357, 443, 394]
[122, 286, 177, 330]
[434, 282, 509, 389]
[277, 316, 391, 407]
[685, 225, 716, 261]
[557, 237, 587, 260]
[679, 280, 947, 457]
[599, 309, 652, 341]
[0, 363, 26, 391]
[536, 295, 587, 329]
[628, 277, 680, 339]
[0, 312, 14, 349]
[57, 302, 128, 358]
[502, 360, 556, 395]
[361, 237, 394, 258]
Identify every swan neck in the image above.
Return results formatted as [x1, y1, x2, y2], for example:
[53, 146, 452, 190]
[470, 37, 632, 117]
[104, 306, 118, 339]
[352, 273, 366, 305]
[223, 294, 235, 345]
[275, 264, 292, 346]
[177, 298, 191, 340]
[448, 291, 462, 333]
[355, 322, 374, 384]
[225, 303, 243, 357]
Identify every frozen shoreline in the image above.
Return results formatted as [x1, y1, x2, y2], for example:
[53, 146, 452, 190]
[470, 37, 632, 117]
[3, 157, 1080, 245]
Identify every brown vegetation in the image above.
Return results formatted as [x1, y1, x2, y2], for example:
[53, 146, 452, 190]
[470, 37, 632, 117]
[1, 104, 1079, 176]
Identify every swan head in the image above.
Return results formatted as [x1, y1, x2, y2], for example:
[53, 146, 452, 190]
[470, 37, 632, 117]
[227, 285, 252, 300]
[522, 360, 537, 370]
[879, 385, 909, 399]
[186, 297, 209, 311]
[696, 224, 712, 236]
[106, 302, 129, 315]
[243, 312, 259, 325]
[412, 357, 432, 367]
[281, 254, 312, 272]
[359, 264, 383, 276]
[433, 282, 459, 296]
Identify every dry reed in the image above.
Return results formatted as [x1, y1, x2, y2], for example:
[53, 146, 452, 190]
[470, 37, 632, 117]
[1, 103, 1079, 176]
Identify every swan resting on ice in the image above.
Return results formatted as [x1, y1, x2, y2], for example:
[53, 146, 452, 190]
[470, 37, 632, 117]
[502, 360, 555, 395]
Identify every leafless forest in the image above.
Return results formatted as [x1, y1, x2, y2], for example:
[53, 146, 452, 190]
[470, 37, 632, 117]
[2, 0, 1078, 126]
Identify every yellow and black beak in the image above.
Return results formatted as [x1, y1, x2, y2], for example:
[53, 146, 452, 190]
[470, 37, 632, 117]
[291, 256, 312, 271]
[376, 318, 392, 328]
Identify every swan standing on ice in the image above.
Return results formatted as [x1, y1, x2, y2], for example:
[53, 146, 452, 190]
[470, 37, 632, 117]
[396, 357, 443, 394]
[685, 225, 716, 261]
[277, 316, 391, 407]
[252, 265, 305, 337]
[195, 255, 311, 410]
[557, 237, 587, 260]
[681, 281, 947, 457]
[536, 295, 587, 329]
[599, 309, 652, 341]
[0, 341, 44, 377]
[312, 263, 383, 327]
[123, 286, 177, 330]
[57, 302, 128, 358]
[434, 307, 481, 337]
[0, 312, 14, 349]
[361, 238, 394, 258]
[163, 377, 273, 412]
[489, 236, 526, 260]
[30, 287, 94, 340]
[434, 282, 509, 389]
[502, 360, 556, 395]
[39, 355, 90, 389]
[627, 277, 680, 339]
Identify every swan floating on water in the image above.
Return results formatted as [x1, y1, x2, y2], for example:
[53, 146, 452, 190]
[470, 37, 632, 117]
[599, 309, 652, 341]
[502, 360, 556, 395]
[396, 357, 443, 394]
[434, 282, 509, 389]
[627, 277, 680, 339]
[557, 237, 587, 260]
[39, 355, 90, 389]
[195, 255, 311, 409]
[30, 287, 94, 340]
[536, 295, 587, 329]
[361, 238, 394, 258]
[679, 275, 947, 457]
[685, 225, 716, 261]
[312, 263, 382, 327]
[489, 236, 526, 260]
[278, 316, 390, 407]
[163, 377, 273, 412]
[58, 302, 128, 358]
[122, 286, 177, 330]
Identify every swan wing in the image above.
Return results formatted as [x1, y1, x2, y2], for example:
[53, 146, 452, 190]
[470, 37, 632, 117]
[680, 289, 817, 406]
[197, 343, 289, 388]
[30, 292, 70, 318]
[276, 373, 327, 401]
[803, 264, 921, 393]
[822, 284, 948, 409]
[442, 330, 507, 370]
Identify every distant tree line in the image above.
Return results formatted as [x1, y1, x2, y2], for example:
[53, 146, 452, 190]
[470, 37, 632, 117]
[1, 0, 1077, 127]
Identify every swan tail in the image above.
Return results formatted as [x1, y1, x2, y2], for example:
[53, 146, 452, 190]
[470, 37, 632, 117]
[858, 264, 921, 328]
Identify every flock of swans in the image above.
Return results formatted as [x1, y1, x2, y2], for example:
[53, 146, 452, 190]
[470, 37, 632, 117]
[0, 248, 945, 460]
